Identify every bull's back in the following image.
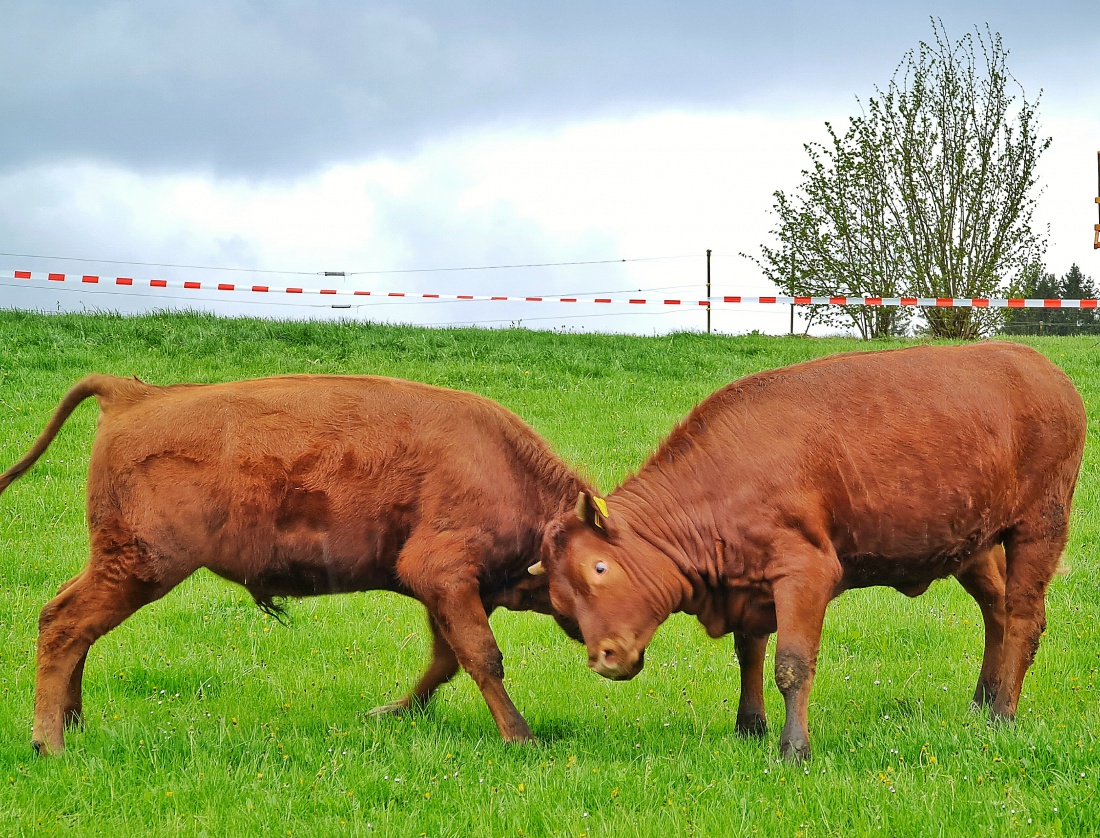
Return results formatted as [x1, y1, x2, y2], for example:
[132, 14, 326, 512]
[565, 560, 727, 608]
[685, 343, 1085, 564]
[86, 375, 542, 592]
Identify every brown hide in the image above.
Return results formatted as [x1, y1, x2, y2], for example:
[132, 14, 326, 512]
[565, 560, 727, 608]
[0, 373, 589, 754]
[543, 342, 1086, 761]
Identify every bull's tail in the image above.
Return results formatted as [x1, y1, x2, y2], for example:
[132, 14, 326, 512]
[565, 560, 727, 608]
[0, 374, 152, 496]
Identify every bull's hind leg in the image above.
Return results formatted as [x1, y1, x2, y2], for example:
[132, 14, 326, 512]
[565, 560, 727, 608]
[47, 571, 90, 729]
[33, 551, 185, 755]
[397, 530, 533, 743]
[993, 511, 1070, 721]
[733, 632, 769, 737]
[955, 545, 1007, 708]
[63, 651, 89, 729]
[369, 613, 460, 716]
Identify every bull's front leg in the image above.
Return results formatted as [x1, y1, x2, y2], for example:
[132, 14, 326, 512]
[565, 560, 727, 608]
[397, 532, 534, 743]
[425, 589, 533, 742]
[732, 632, 768, 737]
[769, 541, 841, 762]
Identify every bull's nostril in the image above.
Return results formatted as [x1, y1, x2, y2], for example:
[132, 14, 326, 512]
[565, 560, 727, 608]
[601, 648, 616, 665]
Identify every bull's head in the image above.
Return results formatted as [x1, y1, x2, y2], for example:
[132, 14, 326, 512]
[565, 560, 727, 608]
[531, 491, 674, 681]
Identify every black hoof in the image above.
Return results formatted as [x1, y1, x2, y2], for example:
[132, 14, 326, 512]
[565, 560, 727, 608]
[367, 703, 406, 718]
[779, 740, 811, 762]
[736, 714, 768, 738]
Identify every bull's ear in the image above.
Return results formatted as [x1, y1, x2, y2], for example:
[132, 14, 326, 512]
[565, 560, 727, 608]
[575, 490, 613, 535]
[573, 491, 588, 522]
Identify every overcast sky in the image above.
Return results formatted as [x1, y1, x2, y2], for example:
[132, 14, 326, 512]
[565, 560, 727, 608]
[2, 1, 1098, 334]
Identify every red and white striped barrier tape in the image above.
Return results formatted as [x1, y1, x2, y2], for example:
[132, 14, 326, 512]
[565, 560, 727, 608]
[4, 270, 1098, 309]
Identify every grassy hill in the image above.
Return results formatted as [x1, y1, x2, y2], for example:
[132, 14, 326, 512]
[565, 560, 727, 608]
[1, 310, 1096, 836]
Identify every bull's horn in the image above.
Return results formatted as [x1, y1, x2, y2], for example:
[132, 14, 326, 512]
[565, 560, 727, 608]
[574, 491, 587, 521]
[528, 561, 546, 576]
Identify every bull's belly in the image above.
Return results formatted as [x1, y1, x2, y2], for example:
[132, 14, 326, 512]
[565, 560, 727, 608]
[244, 561, 399, 598]
[205, 538, 405, 600]
[702, 548, 981, 638]
[830, 506, 1002, 594]
[837, 548, 975, 595]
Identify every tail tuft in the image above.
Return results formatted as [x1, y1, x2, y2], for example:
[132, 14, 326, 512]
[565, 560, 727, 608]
[254, 596, 291, 626]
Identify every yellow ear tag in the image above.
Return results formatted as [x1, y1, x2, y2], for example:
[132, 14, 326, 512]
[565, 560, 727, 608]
[592, 496, 609, 519]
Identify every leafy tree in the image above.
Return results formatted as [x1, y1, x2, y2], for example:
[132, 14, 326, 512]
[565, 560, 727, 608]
[754, 20, 1049, 339]
[756, 120, 912, 339]
[1002, 264, 1100, 335]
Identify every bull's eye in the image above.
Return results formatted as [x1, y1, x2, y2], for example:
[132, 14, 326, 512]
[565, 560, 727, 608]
[595, 561, 608, 575]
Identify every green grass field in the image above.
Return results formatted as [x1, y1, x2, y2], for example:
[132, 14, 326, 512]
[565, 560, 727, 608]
[0, 310, 1097, 836]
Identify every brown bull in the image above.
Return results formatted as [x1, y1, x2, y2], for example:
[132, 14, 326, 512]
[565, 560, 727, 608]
[0, 373, 590, 754]
[535, 342, 1086, 761]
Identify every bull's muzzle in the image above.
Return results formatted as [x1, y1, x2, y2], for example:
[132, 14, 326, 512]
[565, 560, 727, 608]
[589, 644, 645, 681]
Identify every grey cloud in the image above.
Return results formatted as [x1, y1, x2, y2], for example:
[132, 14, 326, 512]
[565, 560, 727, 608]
[4, 1, 1095, 179]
